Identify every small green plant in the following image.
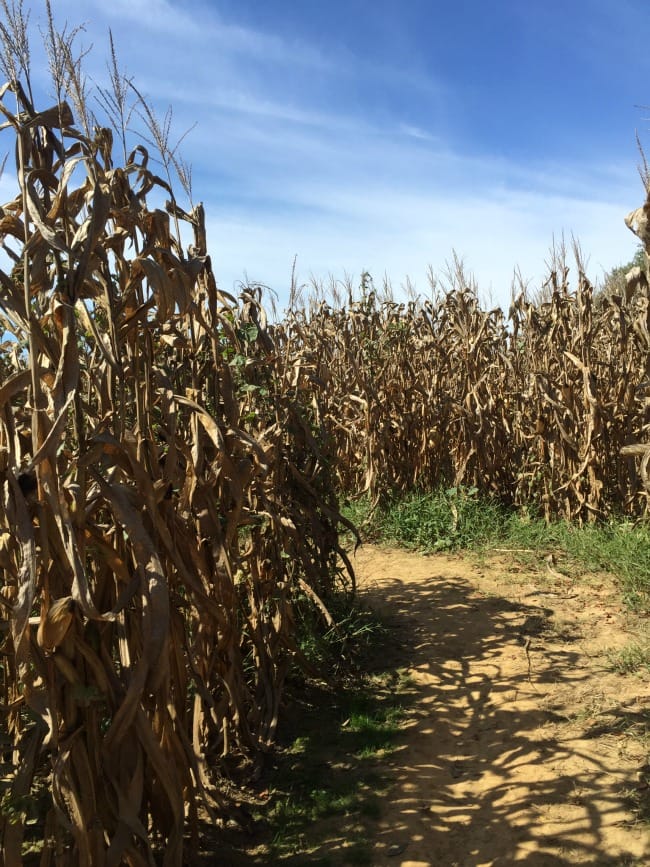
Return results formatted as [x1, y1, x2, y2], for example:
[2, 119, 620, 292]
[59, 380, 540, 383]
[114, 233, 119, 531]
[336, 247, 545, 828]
[0, 791, 31, 825]
[294, 592, 389, 674]
[607, 634, 650, 674]
[346, 700, 403, 758]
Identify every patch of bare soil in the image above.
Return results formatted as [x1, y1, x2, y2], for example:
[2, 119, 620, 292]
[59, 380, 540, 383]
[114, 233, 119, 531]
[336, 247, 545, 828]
[350, 545, 650, 867]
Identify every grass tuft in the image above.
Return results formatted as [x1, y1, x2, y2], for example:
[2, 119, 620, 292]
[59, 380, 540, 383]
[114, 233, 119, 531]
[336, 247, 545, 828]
[607, 632, 650, 675]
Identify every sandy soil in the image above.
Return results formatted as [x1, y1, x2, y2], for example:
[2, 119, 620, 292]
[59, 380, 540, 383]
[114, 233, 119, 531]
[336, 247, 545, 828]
[350, 545, 650, 867]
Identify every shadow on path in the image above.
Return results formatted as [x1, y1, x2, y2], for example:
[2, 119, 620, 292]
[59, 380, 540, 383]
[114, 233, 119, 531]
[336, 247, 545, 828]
[346, 550, 648, 866]
[202, 548, 649, 866]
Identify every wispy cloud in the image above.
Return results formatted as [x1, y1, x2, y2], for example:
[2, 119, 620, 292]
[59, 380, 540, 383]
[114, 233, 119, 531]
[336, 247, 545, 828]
[8, 0, 645, 311]
[53, 0, 334, 74]
[206, 177, 639, 304]
[92, 0, 204, 38]
[399, 123, 438, 142]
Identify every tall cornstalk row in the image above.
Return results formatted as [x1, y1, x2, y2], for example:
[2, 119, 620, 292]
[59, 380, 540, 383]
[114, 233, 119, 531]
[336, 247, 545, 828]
[508, 264, 649, 519]
[432, 289, 515, 496]
[286, 287, 519, 508]
[293, 245, 650, 520]
[0, 58, 351, 866]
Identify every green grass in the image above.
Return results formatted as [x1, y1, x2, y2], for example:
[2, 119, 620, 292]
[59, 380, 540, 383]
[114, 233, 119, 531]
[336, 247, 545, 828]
[500, 513, 650, 609]
[607, 631, 650, 674]
[294, 592, 390, 675]
[343, 488, 650, 609]
[245, 595, 413, 864]
[343, 487, 511, 552]
[378, 486, 509, 551]
[346, 701, 403, 758]
[347, 702, 403, 755]
[262, 680, 407, 861]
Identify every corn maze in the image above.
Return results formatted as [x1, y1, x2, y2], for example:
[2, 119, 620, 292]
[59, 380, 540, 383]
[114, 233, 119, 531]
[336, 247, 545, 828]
[284, 257, 650, 520]
[1, 7, 650, 865]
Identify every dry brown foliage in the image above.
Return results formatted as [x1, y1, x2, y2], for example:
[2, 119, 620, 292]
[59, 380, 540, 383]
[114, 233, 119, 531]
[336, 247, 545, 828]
[285, 247, 650, 521]
[0, 64, 353, 866]
[2, 9, 650, 865]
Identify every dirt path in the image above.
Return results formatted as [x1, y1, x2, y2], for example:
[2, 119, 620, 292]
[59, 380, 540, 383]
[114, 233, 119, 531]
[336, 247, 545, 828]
[352, 545, 650, 867]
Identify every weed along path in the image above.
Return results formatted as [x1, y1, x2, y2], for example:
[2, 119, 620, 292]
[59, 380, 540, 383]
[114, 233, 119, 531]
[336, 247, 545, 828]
[350, 545, 650, 867]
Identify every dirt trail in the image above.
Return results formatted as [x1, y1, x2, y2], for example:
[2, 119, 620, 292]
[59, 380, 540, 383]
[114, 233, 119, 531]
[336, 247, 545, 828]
[352, 545, 650, 867]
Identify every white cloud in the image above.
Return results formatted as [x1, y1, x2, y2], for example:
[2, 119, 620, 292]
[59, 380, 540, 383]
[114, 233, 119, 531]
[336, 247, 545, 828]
[51, 0, 332, 70]
[399, 124, 438, 142]
[5, 0, 644, 315]
[205, 183, 640, 312]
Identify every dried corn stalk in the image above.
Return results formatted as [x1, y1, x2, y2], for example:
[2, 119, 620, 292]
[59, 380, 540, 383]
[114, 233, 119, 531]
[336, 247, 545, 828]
[0, 50, 353, 866]
[284, 245, 650, 521]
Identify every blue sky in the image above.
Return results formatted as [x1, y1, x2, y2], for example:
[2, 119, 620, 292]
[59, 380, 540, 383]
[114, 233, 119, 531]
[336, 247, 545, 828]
[9, 0, 650, 309]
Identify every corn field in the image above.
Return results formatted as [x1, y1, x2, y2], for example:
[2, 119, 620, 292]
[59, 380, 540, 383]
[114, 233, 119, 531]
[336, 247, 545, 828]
[2, 6, 650, 865]
[0, 12, 356, 864]
[283, 248, 650, 521]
